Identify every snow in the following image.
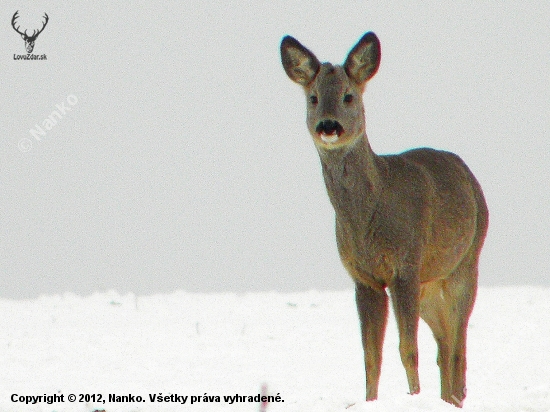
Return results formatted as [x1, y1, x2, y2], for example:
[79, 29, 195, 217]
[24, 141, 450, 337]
[1, 287, 549, 411]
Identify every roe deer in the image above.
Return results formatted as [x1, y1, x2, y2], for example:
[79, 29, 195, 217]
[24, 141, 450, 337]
[280, 32, 488, 407]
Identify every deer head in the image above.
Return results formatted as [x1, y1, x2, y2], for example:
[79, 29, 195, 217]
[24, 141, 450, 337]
[12, 11, 49, 54]
[281, 33, 381, 151]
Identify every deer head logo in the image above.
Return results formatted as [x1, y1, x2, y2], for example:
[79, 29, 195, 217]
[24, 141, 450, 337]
[11, 11, 49, 54]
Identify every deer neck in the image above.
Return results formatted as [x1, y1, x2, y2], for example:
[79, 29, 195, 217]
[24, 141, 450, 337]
[319, 134, 383, 223]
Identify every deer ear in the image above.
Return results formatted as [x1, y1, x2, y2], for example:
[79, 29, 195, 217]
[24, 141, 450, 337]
[344, 32, 381, 87]
[281, 36, 320, 87]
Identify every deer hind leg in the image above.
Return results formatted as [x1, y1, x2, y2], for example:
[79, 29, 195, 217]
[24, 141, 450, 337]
[389, 274, 421, 395]
[355, 281, 388, 401]
[420, 280, 454, 403]
[420, 262, 477, 408]
[446, 257, 478, 407]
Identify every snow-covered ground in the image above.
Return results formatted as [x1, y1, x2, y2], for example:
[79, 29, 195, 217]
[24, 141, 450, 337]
[1, 287, 548, 412]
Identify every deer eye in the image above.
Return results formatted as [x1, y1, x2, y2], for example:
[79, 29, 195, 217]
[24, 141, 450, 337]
[343, 94, 353, 103]
[310, 95, 318, 105]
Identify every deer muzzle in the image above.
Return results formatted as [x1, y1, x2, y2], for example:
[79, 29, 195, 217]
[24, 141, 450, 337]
[316, 120, 344, 143]
[25, 40, 35, 54]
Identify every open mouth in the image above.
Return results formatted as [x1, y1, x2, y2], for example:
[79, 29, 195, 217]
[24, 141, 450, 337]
[316, 120, 344, 143]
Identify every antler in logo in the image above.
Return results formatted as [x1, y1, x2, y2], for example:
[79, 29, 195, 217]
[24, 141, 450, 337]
[12, 11, 49, 54]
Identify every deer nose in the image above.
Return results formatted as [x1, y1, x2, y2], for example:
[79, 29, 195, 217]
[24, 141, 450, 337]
[316, 120, 344, 136]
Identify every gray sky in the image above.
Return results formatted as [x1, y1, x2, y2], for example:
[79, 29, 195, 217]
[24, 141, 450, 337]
[1, 1, 549, 299]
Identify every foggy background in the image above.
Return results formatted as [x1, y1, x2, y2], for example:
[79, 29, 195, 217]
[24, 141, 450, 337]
[1, 1, 549, 299]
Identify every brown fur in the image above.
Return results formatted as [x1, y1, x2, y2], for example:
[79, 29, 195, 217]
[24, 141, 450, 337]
[281, 32, 488, 407]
